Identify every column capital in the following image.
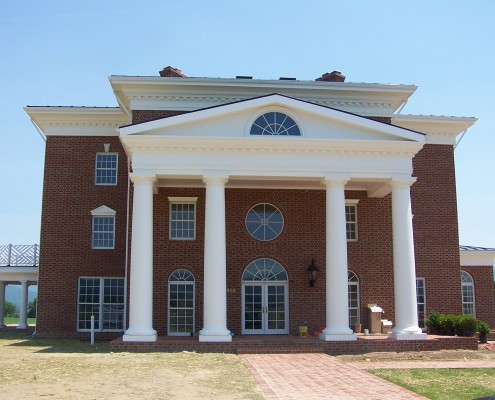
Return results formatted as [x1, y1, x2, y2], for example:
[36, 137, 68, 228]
[390, 177, 417, 188]
[130, 174, 156, 185]
[203, 174, 229, 185]
[321, 175, 350, 187]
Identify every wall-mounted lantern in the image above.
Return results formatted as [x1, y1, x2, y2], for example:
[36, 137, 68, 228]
[307, 258, 318, 287]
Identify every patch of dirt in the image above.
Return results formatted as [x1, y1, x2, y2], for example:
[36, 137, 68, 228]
[336, 342, 495, 363]
[0, 333, 264, 400]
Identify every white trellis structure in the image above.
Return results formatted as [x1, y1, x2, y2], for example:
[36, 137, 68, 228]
[0, 244, 39, 330]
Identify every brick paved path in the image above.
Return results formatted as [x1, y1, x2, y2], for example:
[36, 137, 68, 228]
[240, 353, 426, 399]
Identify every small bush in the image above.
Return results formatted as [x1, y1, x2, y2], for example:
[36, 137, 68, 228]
[478, 321, 490, 335]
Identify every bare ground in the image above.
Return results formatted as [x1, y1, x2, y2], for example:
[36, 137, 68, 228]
[0, 332, 264, 400]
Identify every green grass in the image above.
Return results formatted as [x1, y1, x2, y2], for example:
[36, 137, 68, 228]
[4, 317, 36, 325]
[370, 368, 495, 400]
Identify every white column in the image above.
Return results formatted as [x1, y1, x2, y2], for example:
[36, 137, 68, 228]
[123, 174, 157, 342]
[389, 179, 426, 340]
[0, 282, 5, 328]
[320, 178, 356, 341]
[199, 175, 231, 342]
[16, 281, 28, 329]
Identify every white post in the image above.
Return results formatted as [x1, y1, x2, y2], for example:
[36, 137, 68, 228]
[16, 281, 28, 329]
[123, 174, 157, 342]
[199, 175, 231, 342]
[389, 179, 426, 340]
[320, 178, 356, 341]
[90, 315, 95, 345]
[0, 282, 5, 328]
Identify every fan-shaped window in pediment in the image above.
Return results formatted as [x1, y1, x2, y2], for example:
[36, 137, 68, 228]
[250, 112, 300, 136]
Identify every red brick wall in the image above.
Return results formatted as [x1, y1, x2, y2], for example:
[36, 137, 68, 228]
[131, 110, 186, 124]
[411, 144, 463, 318]
[37, 133, 489, 338]
[37, 136, 128, 338]
[461, 266, 495, 326]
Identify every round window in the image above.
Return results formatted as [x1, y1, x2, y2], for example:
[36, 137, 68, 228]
[245, 203, 284, 241]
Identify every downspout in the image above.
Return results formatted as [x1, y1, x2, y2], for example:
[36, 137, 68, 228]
[454, 129, 468, 150]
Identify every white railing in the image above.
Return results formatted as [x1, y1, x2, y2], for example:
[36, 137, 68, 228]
[0, 244, 39, 267]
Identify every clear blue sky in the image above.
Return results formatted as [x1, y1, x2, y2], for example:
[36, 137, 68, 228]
[1, 0, 494, 247]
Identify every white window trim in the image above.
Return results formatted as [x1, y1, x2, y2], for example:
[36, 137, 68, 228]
[94, 153, 118, 186]
[461, 270, 476, 317]
[77, 276, 124, 332]
[346, 199, 359, 242]
[167, 269, 196, 336]
[91, 206, 116, 249]
[168, 197, 198, 241]
[416, 277, 426, 328]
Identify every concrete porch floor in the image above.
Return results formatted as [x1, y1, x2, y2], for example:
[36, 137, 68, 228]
[109, 333, 478, 354]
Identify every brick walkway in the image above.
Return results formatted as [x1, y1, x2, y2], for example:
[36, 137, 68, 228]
[240, 353, 427, 399]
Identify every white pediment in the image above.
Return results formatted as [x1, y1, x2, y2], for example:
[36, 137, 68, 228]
[119, 94, 425, 143]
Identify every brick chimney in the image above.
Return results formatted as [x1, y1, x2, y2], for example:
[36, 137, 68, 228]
[316, 71, 346, 82]
[159, 66, 187, 78]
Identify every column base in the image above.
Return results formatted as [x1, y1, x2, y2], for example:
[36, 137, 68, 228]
[199, 328, 232, 342]
[388, 332, 427, 341]
[319, 333, 357, 342]
[16, 324, 28, 330]
[123, 328, 157, 342]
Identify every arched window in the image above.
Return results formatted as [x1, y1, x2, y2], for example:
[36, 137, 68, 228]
[250, 112, 300, 136]
[245, 203, 284, 241]
[242, 258, 288, 281]
[461, 271, 475, 317]
[168, 269, 195, 336]
[348, 271, 360, 328]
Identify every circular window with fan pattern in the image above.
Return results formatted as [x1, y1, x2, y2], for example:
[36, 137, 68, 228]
[245, 203, 284, 241]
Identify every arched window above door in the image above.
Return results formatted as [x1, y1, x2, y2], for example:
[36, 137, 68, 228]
[242, 258, 288, 281]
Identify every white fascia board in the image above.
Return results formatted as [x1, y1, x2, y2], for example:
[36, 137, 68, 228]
[0, 267, 39, 282]
[392, 115, 477, 145]
[109, 76, 417, 115]
[24, 106, 129, 136]
[120, 94, 425, 143]
[460, 250, 495, 266]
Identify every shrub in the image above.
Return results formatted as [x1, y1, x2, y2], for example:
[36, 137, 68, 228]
[478, 321, 490, 335]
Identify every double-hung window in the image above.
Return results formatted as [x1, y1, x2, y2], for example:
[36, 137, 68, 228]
[91, 206, 116, 249]
[78, 277, 124, 332]
[346, 200, 359, 241]
[95, 153, 118, 185]
[168, 197, 197, 240]
[461, 271, 475, 317]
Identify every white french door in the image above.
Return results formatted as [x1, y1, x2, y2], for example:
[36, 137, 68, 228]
[242, 282, 288, 334]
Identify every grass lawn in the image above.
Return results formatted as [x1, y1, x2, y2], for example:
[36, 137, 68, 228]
[370, 368, 495, 400]
[4, 317, 36, 325]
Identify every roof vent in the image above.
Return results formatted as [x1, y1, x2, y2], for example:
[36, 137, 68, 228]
[316, 71, 346, 82]
[159, 66, 187, 78]
[279, 77, 296, 80]
[236, 75, 253, 79]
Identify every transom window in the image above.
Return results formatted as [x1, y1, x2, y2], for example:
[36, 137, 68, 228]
[245, 203, 284, 241]
[346, 201, 358, 241]
[169, 197, 197, 240]
[250, 112, 300, 136]
[95, 153, 118, 185]
[78, 277, 124, 332]
[461, 271, 475, 317]
[348, 271, 360, 328]
[416, 278, 426, 328]
[242, 258, 288, 281]
[168, 269, 195, 336]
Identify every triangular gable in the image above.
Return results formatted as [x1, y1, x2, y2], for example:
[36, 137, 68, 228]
[120, 94, 425, 143]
